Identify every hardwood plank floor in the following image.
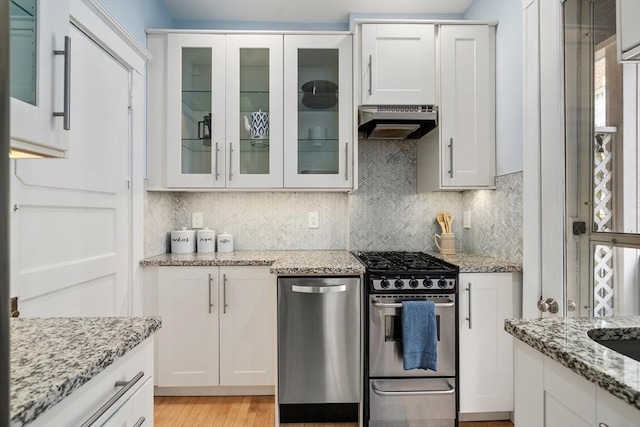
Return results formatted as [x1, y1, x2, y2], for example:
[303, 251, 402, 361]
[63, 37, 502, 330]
[154, 396, 513, 427]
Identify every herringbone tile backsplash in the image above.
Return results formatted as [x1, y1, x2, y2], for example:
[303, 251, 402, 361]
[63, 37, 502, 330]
[144, 140, 523, 263]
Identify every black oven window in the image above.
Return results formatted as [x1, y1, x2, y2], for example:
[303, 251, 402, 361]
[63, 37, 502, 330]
[384, 315, 440, 342]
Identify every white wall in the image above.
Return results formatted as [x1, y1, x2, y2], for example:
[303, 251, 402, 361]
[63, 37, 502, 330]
[464, 0, 523, 175]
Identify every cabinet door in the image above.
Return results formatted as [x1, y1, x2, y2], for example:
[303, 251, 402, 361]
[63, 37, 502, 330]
[360, 24, 435, 105]
[10, 0, 69, 156]
[597, 386, 640, 427]
[459, 273, 514, 413]
[618, 0, 640, 59]
[166, 34, 226, 188]
[283, 35, 353, 188]
[219, 267, 276, 386]
[157, 267, 219, 387]
[226, 35, 283, 188]
[439, 25, 495, 188]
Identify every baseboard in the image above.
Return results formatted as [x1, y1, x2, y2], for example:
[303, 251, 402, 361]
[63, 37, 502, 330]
[459, 411, 512, 422]
[155, 385, 275, 396]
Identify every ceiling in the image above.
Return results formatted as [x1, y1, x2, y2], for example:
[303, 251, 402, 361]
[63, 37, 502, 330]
[162, 0, 474, 24]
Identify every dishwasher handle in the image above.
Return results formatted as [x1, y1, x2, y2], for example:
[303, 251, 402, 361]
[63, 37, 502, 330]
[292, 284, 347, 294]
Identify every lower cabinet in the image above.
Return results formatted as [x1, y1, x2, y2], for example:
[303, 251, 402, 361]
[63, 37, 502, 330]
[155, 266, 276, 388]
[514, 339, 640, 427]
[458, 272, 520, 415]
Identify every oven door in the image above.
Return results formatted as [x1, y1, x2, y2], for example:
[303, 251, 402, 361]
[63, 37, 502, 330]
[369, 295, 456, 377]
[369, 378, 456, 427]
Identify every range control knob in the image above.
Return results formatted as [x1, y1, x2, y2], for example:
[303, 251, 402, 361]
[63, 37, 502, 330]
[380, 279, 390, 289]
[394, 279, 405, 289]
[438, 277, 448, 289]
[423, 278, 434, 288]
[409, 279, 419, 288]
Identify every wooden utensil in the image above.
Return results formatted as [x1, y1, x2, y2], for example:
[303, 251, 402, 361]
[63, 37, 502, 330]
[443, 211, 453, 233]
[436, 213, 447, 234]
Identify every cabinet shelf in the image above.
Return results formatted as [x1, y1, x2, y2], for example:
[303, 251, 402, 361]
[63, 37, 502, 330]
[297, 139, 339, 152]
[10, 0, 35, 19]
[182, 91, 211, 112]
[182, 139, 212, 153]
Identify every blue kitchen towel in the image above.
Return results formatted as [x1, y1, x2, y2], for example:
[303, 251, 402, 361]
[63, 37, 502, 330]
[402, 300, 438, 371]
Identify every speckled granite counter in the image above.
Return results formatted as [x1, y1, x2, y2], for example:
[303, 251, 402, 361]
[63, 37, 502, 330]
[11, 317, 162, 427]
[428, 252, 522, 273]
[505, 316, 640, 410]
[140, 250, 366, 275]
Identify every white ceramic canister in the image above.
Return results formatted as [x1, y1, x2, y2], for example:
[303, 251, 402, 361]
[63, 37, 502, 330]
[171, 228, 196, 253]
[197, 228, 216, 253]
[217, 233, 234, 253]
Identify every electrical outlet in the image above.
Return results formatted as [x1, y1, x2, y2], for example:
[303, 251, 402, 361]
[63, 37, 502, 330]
[308, 212, 319, 229]
[463, 211, 471, 229]
[192, 212, 203, 229]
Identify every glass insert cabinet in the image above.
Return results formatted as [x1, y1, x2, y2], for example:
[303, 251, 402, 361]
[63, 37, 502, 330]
[161, 33, 352, 190]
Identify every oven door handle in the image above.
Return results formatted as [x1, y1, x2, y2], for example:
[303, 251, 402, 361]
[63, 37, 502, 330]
[371, 381, 455, 396]
[371, 299, 455, 308]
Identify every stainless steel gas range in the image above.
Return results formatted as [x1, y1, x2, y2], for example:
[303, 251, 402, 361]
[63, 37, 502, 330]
[353, 251, 459, 427]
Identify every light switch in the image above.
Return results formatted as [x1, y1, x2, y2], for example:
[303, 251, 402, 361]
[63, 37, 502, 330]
[463, 211, 471, 229]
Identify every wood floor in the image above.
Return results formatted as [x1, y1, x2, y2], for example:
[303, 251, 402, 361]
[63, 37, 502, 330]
[154, 396, 513, 427]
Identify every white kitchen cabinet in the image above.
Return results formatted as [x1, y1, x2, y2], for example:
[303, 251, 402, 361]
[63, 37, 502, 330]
[458, 272, 515, 415]
[283, 34, 353, 189]
[219, 266, 276, 386]
[30, 338, 154, 427]
[154, 266, 276, 389]
[617, 0, 640, 61]
[360, 24, 435, 105]
[514, 339, 640, 427]
[417, 24, 496, 191]
[10, 0, 69, 157]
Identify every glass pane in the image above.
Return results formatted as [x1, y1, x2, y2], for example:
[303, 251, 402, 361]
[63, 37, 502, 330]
[297, 49, 339, 175]
[591, 0, 640, 235]
[181, 48, 212, 175]
[10, 0, 37, 105]
[239, 48, 270, 175]
[592, 244, 640, 316]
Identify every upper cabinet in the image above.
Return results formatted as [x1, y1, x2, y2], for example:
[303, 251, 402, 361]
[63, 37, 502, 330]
[147, 32, 354, 191]
[360, 24, 435, 105]
[617, 0, 640, 61]
[284, 35, 353, 189]
[417, 24, 496, 191]
[10, 0, 69, 157]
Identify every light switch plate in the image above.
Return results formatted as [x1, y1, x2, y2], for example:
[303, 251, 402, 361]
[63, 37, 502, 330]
[308, 212, 319, 229]
[463, 211, 471, 229]
[192, 212, 203, 229]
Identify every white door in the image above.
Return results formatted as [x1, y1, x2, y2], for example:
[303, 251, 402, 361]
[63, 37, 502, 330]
[11, 23, 131, 316]
[156, 267, 219, 387]
[219, 266, 276, 386]
[360, 24, 435, 105]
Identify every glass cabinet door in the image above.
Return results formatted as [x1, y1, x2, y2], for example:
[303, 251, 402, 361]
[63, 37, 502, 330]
[283, 35, 353, 188]
[166, 34, 226, 187]
[226, 35, 283, 188]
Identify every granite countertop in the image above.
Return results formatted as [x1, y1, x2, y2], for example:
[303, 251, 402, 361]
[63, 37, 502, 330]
[140, 250, 366, 275]
[11, 316, 162, 427]
[428, 252, 522, 273]
[505, 316, 640, 410]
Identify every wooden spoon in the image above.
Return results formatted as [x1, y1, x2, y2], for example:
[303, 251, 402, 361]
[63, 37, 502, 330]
[436, 213, 447, 234]
[444, 212, 453, 233]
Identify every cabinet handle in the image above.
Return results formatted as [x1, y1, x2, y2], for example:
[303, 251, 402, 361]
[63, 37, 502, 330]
[599, 424, 610, 427]
[53, 36, 71, 130]
[208, 273, 213, 314]
[223, 273, 228, 314]
[133, 417, 146, 427]
[80, 371, 144, 427]
[345, 142, 349, 181]
[448, 138, 454, 178]
[466, 282, 472, 329]
[229, 143, 233, 181]
[368, 54, 373, 96]
[214, 142, 219, 181]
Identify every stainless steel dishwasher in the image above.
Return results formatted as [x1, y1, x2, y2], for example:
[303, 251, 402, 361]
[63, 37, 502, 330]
[278, 276, 360, 423]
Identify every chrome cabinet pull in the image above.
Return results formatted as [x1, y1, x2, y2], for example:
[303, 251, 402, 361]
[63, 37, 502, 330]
[372, 299, 455, 308]
[223, 273, 228, 313]
[53, 36, 71, 130]
[345, 142, 349, 181]
[292, 284, 347, 294]
[80, 371, 144, 427]
[214, 142, 219, 180]
[229, 143, 233, 181]
[208, 273, 213, 314]
[133, 417, 145, 427]
[466, 282, 472, 329]
[371, 381, 455, 396]
[448, 137, 453, 178]
[368, 54, 373, 96]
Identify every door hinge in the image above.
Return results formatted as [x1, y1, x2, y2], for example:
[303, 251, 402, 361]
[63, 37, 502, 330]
[126, 180, 130, 190]
[128, 87, 133, 109]
[572, 221, 587, 235]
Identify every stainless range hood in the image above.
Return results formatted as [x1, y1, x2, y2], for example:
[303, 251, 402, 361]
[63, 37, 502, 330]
[358, 105, 438, 139]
